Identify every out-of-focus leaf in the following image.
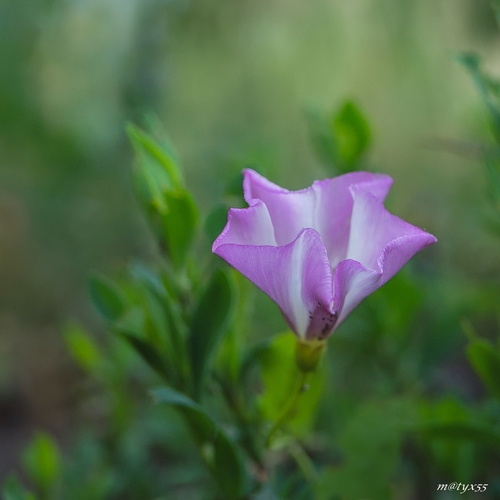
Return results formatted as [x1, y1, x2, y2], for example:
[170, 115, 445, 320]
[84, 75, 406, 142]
[89, 274, 126, 322]
[417, 397, 476, 481]
[252, 484, 281, 500]
[204, 203, 229, 243]
[189, 268, 235, 399]
[369, 269, 423, 339]
[140, 287, 188, 387]
[151, 387, 216, 442]
[316, 398, 414, 500]
[307, 100, 371, 174]
[456, 53, 500, 141]
[259, 332, 324, 437]
[466, 338, 500, 400]
[130, 263, 187, 343]
[62, 434, 116, 500]
[417, 421, 500, 449]
[2, 475, 36, 500]
[484, 156, 500, 207]
[493, 0, 500, 29]
[212, 430, 246, 499]
[114, 326, 174, 382]
[160, 189, 198, 269]
[307, 108, 338, 171]
[151, 387, 246, 498]
[127, 123, 183, 200]
[331, 100, 371, 168]
[22, 433, 60, 496]
[63, 323, 102, 374]
[128, 124, 198, 268]
[225, 171, 245, 199]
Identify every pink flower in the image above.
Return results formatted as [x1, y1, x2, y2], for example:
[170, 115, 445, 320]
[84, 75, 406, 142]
[212, 170, 436, 341]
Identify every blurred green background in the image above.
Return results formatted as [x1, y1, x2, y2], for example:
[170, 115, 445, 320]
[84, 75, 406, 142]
[2, 0, 500, 494]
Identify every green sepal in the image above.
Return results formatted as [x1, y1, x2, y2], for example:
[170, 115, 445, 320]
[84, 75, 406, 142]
[295, 338, 327, 373]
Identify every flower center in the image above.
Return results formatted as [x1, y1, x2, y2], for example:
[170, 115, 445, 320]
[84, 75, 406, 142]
[306, 302, 338, 340]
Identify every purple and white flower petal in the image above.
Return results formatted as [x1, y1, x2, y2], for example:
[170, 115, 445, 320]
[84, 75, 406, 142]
[213, 169, 436, 341]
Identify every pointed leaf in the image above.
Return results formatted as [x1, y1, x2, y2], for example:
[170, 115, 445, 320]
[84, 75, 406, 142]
[331, 100, 371, 168]
[2, 475, 36, 500]
[151, 387, 216, 442]
[212, 430, 246, 499]
[417, 420, 500, 450]
[161, 189, 198, 269]
[114, 327, 175, 382]
[63, 323, 102, 374]
[151, 387, 246, 498]
[306, 108, 339, 172]
[89, 274, 126, 322]
[127, 123, 183, 196]
[22, 433, 60, 495]
[189, 268, 235, 399]
[466, 338, 500, 400]
[456, 53, 500, 140]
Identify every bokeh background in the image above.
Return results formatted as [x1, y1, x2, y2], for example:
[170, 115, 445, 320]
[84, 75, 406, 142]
[2, 0, 500, 494]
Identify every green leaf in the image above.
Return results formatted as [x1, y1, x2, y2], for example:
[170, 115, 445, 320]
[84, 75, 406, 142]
[307, 100, 371, 174]
[416, 397, 477, 481]
[331, 100, 371, 168]
[2, 475, 36, 500]
[113, 327, 174, 382]
[456, 53, 500, 141]
[151, 387, 246, 498]
[63, 323, 102, 374]
[127, 124, 198, 268]
[494, 0, 500, 29]
[484, 155, 500, 207]
[212, 431, 247, 499]
[466, 338, 500, 400]
[127, 123, 183, 198]
[89, 274, 126, 322]
[22, 433, 60, 496]
[259, 332, 324, 437]
[417, 420, 500, 449]
[306, 108, 339, 172]
[160, 189, 198, 269]
[316, 398, 414, 500]
[189, 268, 235, 399]
[151, 387, 216, 442]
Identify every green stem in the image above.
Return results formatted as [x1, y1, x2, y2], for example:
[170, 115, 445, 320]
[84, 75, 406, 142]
[287, 440, 318, 482]
[266, 371, 310, 446]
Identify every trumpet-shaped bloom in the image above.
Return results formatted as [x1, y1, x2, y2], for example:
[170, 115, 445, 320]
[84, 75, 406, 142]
[212, 169, 436, 341]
